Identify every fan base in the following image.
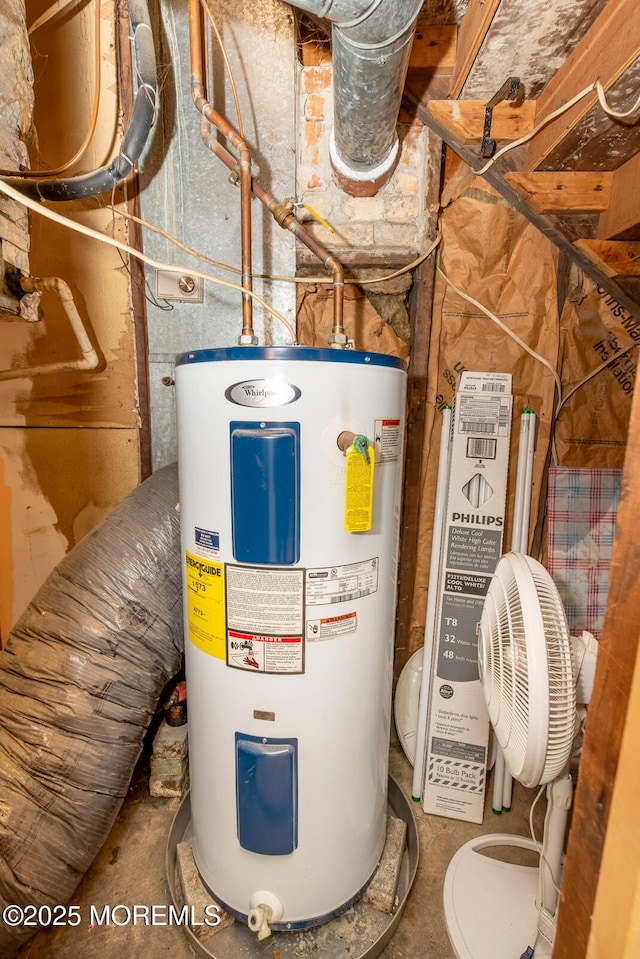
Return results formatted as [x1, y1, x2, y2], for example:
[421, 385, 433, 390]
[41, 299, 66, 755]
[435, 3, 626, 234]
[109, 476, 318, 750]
[443, 833, 552, 959]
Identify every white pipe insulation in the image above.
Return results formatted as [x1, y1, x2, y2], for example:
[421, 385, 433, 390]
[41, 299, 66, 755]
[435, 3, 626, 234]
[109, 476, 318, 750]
[289, 0, 423, 195]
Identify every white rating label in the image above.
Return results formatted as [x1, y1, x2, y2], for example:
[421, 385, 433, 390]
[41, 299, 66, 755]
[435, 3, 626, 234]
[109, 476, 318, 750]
[306, 558, 378, 606]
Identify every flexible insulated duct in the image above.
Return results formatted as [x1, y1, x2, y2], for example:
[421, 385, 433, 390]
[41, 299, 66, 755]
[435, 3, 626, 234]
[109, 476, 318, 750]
[0, 464, 183, 959]
[290, 0, 423, 195]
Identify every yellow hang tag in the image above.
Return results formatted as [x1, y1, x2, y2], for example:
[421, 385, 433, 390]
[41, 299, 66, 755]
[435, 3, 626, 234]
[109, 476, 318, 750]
[344, 443, 375, 532]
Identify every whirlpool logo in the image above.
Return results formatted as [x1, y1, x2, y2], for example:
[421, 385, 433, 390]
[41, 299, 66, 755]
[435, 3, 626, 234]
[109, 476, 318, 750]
[225, 378, 301, 407]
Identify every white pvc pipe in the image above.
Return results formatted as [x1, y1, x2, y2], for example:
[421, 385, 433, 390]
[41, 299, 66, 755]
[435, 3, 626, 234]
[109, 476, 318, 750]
[0, 276, 99, 381]
[411, 405, 452, 801]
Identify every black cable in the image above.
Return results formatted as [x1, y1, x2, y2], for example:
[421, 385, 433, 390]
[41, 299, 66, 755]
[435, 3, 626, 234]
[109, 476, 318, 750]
[4, 0, 157, 201]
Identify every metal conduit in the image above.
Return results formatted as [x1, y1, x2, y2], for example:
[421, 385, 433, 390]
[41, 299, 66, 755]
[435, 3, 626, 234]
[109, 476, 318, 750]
[289, 0, 423, 195]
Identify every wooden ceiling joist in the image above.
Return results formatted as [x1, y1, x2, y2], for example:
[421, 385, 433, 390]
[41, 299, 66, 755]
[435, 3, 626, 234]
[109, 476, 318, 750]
[408, 25, 457, 75]
[448, 0, 501, 98]
[455, 0, 608, 101]
[421, 98, 535, 147]
[575, 239, 640, 277]
[403, 86, 640, 323]
[504, 171, 613, 215]
[525, 0, 640, 171]
[597, 151, 640, 240]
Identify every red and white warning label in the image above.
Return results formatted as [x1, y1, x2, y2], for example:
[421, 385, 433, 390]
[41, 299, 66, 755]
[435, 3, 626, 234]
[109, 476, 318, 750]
[227, 630, 304, 674]
[225, 564, 305, 674]
[306, 610, 357, 642]
[374, 418, 401, 463]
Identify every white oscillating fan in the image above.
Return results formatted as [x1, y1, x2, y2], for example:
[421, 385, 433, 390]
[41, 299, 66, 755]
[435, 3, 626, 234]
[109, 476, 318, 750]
[443, 552, 598, 959]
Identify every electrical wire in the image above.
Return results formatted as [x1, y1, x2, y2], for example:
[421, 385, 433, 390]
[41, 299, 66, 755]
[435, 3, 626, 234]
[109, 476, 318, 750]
[109, 184, 174, 312]
[539, 794, 563, 898]
[264, 233, 443, 286]
[200, 0, 244, 138]
[475, 79, 640, 177]
[112, 206, 442, 288]
[555, 340, 639, 419]
[0, 176, 297, 342]
[436, 261, 563, 412]
[596, 79, 640, 121]
[528, 783, 546, 852]
[113, 208, 242, 276]
[0, 0, 101, 178]
[525, 782, 564, 955]
[524, 784, 547, 953]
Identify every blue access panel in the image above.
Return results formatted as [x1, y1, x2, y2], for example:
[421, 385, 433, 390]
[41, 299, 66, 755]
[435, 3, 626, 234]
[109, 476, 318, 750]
[230, 421, 300, 565]
[235, 733, 298, 856]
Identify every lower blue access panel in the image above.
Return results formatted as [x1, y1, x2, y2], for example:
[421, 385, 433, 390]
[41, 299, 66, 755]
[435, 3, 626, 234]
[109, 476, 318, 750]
[235, 733, 298, 856]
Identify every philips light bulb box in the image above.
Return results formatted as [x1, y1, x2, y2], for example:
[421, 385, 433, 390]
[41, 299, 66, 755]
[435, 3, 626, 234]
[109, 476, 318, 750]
[422, 372, 513, 823]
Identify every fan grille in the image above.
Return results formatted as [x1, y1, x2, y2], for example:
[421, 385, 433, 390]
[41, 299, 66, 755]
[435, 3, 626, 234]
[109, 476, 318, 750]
[478, 553, 575, 787]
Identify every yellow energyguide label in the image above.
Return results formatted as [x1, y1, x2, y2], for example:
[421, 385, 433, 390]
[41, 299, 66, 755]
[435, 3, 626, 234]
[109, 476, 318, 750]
[344, 444, 375, 532]
[185, 551, 226, 658]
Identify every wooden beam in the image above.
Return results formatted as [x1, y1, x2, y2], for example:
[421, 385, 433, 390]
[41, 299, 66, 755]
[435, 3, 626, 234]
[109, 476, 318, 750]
[455, 0, 608, 101]
[585, 640, 640, 959]
[574, 240, 640, 277]
[449, 0, 501, 98]
[117, 7, 152, 480]
[409, 25, 456, 74]
[401, 80, 640, 327]
[526, 0, 640, 171]
[597, 152, 640, 240]
[505, 172, 613, 215]
[426, 99, 535, 146]
[394, 254, 436, 680]
[394, 132, 444, 680]
[553, 383, 640, 959]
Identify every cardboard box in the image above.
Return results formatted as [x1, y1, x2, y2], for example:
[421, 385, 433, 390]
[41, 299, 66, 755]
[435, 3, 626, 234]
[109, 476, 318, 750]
[422, 372, 512, 822]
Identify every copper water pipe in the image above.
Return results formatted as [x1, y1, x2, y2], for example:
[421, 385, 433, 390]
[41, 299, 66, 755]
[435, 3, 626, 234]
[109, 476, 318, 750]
[200, 122, 346, 347]
[188, 0, 255, 343]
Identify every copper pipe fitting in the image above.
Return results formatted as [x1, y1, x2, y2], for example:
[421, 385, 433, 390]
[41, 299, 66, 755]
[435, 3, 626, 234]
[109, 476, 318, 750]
[198, 126, 345, 347]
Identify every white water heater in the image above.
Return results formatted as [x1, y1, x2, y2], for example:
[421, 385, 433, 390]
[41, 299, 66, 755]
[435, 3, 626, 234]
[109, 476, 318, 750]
[175, 346, 406, 931]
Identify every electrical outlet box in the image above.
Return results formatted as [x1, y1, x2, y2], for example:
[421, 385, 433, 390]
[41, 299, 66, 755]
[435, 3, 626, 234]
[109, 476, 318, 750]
[156, 270, 204, 303]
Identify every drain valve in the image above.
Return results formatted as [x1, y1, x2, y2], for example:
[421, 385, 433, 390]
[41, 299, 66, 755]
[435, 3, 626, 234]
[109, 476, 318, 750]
[248, 904, 273, 940]
[248, 891, 284, 940]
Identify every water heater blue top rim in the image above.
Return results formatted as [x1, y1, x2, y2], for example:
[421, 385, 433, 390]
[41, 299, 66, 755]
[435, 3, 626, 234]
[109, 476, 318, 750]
[175, 345, 406, 370]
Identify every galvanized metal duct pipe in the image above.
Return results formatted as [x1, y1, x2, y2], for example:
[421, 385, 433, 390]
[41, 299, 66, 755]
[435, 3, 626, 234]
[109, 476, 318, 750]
[289, 0, 423, 195]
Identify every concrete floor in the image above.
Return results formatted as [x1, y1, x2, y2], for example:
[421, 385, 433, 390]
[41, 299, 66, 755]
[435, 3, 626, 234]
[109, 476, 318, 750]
[16, 731, 545, 959]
